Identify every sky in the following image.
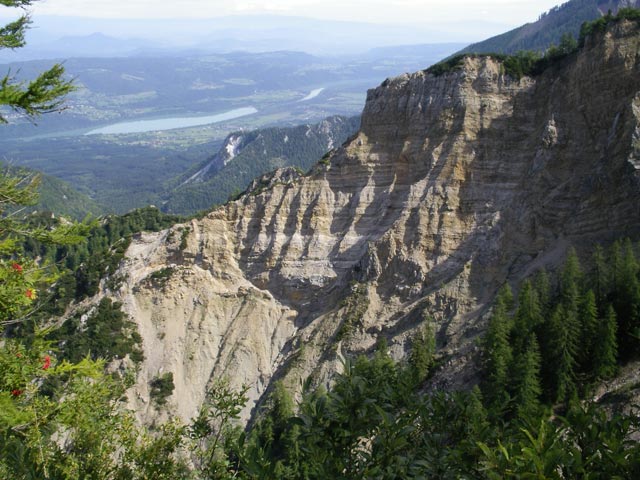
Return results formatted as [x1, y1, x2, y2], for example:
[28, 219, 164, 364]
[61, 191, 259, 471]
[18, 0, 564, 27]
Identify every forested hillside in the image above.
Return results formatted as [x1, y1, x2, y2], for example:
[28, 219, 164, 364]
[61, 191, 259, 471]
[457, 0, 639, 55]
[2, 165, 104, 219]
[163, 116, 360, 214]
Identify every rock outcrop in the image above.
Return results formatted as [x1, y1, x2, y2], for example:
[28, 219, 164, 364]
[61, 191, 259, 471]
[112, 21, 640, 424]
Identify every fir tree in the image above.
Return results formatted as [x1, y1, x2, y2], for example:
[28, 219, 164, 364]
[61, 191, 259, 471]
[481, 286, 513, 413]
[548, 304, 579, 404]
[513, 280, 543, 354]
[511, 336, 542, 421]
[560, 247, 582, 318]
[612, 239, 640, 359]
[409, 318, 436, 385]
[591, 244, 609, 307]
[0, 1, 74, 123]
[578, 289, 599, 375]
[534, 269, 551, 318]
[593, 305, 618, 379]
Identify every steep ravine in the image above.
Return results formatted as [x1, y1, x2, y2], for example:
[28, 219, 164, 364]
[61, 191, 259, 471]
[112, 21, 640, 424]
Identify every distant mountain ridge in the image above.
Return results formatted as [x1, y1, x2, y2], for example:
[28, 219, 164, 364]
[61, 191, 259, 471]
[163, 115, 360, 214]
[457, 0, 640, 55]
[0, 14, 507, 60]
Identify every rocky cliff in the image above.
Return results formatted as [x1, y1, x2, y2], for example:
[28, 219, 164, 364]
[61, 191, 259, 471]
[111, 20, 640, 423]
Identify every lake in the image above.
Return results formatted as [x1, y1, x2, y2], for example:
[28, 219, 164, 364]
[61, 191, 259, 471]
[300, 88, 325, 101]
[85, 107, 258, 135]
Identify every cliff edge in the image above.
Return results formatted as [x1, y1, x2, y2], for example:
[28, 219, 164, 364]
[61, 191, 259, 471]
[112, 20, 640, 423]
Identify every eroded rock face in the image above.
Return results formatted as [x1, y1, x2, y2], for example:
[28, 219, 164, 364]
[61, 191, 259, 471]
[113, 21, 640, 423]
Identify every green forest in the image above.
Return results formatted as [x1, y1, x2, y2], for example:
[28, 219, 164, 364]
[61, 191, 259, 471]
[431, 8, 640, 79]
[457, 0, 619, 55]
[2, 225, 640, 478]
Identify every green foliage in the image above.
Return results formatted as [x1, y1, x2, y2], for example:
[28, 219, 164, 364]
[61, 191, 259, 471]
[149, 266, 176, 286]
[408, 317, 436, 385]
[49, 297, 144, 364]
[0, 5, 192, 478]
[225, 346, 640, 479]
[481, 239, 640, 418]
[150, 372, 175, 406]
[336, 281, 369, 341]
[511, 336, 543, 420]
[593, 305, 619, 379]
[579, 7, 640, 44]
[0, 1, 74, 123]
[481, 285, 513, 414]
[433, 8, 640, 81]
[424, 54, 467, 76]
[428, 50, 546, 80]
[179, 226, 190, 250]
[458, 0, 618, 56]
[188, 378, 249, 479]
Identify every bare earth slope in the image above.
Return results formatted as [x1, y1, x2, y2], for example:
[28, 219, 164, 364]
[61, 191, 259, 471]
[111, 21, 640, 423]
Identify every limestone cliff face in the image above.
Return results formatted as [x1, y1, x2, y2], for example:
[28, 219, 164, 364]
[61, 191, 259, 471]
[112, 21, 640, 423]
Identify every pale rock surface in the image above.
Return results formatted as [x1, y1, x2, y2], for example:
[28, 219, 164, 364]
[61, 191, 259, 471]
[110, 21, 640, 423]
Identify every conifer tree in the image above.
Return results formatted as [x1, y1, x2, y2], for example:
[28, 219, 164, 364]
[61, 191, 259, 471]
[534, 269, 551, 317]
[578, 289, 599, 374]
[593, 305, 618, 379]
[560, 247, 582, 318]
[612, 239, 640, 359]
[591, 245, 609, 307]
[0, 1, 74, 123]
[513, 280, 543, 354]
[481, 285, 513, 413]
[511, 336, 542, 421]
[409, 317, 436, 385]
[548, 304, 579, 404]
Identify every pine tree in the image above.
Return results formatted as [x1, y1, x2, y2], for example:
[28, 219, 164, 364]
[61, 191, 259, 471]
[0, 0, 85, 329]
[548, 304, 579, 404]
[534, 269, 551, 317]
[578, 289, 599, 375]
[593, 305, 618, 379]
[591, 245, 609, 307]
[612, 239, 640, 359]
[511, 336, 542, 421]
[409, 318, 436, 385]
[513, 280, 543, 354]
[560, 247, 582, 318]
[481, 286, 513, 413]
[0, 1, 74, 123]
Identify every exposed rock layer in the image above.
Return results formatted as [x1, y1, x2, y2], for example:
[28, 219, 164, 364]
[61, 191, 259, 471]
[113, 22, 640, 423]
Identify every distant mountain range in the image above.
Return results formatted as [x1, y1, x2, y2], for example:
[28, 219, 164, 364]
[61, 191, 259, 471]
[0, 14, 508, 61]
[456, 0, 640, 55]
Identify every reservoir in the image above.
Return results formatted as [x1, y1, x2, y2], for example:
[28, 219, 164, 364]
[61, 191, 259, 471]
[85, 107, 258, 135]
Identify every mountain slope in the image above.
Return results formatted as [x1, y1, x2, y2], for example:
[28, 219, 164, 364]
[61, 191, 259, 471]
[163, 116, 360, 214]
[457, 0, 639, 55]
[36, 174, 104, 219]
[3, 165, 103, 219]
[107, 19, 640, 424]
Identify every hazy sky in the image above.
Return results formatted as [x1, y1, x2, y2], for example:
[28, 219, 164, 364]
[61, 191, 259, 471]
[21, 0, 563, 26]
